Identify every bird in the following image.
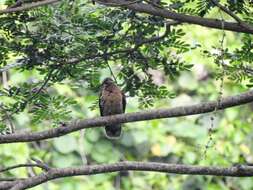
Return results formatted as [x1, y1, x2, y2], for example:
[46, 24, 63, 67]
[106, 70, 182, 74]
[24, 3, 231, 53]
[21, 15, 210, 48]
[99, 77, 126, 139]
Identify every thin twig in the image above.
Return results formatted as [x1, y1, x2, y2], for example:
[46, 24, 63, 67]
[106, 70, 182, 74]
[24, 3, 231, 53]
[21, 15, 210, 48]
[30, 158, 51, 171]
[95, 0, 142, 6]
[102, 48, 118, 83]
[0, 163, 47, 173]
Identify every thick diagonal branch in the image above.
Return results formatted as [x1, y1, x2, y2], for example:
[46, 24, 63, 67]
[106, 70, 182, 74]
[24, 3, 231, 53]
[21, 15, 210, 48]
[1, 0, 253, 34]
[0, 90, 252, 144]
[6, 161, 253, 190]
[96, 0, 253, 34]
[210, 0, 253, 31]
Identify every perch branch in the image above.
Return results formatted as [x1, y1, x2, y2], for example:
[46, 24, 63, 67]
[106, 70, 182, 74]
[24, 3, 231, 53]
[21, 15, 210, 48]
[0, 90, 252, 144]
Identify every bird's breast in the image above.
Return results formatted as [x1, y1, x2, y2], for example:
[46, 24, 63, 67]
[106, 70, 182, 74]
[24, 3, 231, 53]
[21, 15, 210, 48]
[101, 87, 123, 115]
[103, 89, 122, 104]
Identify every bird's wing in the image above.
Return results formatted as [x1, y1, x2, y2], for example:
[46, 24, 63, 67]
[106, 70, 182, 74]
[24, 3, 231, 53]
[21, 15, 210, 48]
[99, 89, 104, 116]
[122, 91, 126, 113]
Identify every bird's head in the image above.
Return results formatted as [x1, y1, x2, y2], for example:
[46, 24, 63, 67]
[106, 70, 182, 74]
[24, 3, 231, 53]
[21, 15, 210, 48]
[101, 77, 114, 86]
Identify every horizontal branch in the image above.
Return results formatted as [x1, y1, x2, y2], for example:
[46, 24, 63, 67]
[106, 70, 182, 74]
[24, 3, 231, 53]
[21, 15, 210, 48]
[6, 161, 253, 190]
[0, 90, 253, 144]
[97, 0, 253, 34]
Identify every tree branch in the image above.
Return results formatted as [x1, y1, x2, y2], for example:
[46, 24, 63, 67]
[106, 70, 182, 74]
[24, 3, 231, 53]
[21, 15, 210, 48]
[0, 178, 25, 182]
[210, 0, 253, 31]
[0, 0, 60, 14]
[1, 0, 253, 34]
[96, 0, 253, 34]
[0, 90, 252, 144]
[6, 161, 253, 190]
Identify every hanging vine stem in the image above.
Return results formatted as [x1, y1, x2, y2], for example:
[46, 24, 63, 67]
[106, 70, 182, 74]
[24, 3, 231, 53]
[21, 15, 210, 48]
[103, 52, 118, 84]
[106, 61, 118, 84]
[203, 9, 226, 158]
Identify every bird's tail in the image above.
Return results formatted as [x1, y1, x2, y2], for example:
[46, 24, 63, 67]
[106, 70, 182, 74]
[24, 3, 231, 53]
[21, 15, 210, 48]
[105, 125, 122, 139]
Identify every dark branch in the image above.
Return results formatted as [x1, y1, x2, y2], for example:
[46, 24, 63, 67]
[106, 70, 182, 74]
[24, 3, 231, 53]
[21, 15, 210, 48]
[0, 0, 60, 14]
[0, 178, 25, 182]
[97, 0, 253, 34]
[210, 0, 253, 31]
[8, 161, 253, 190]
[1, 0, 253, 34]
[0, 90, 252, 144]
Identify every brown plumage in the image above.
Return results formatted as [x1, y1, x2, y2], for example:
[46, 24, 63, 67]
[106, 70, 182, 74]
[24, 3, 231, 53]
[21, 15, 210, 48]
[99, 78, 126, 138]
